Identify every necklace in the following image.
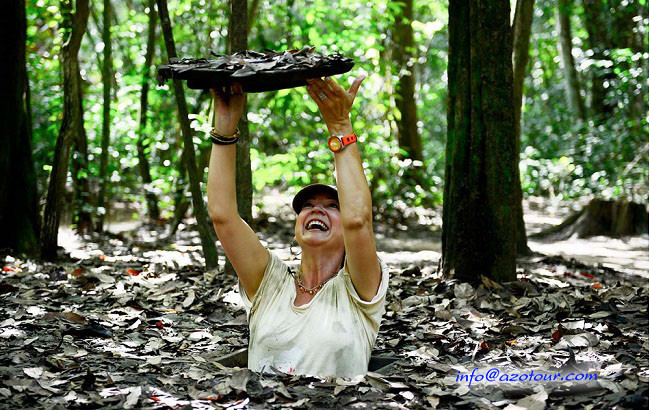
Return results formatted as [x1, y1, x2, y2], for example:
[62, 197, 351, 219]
[292, 268, 337, 295]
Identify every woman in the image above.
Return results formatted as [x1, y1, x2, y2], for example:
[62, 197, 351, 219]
[207, 75, 389, 378]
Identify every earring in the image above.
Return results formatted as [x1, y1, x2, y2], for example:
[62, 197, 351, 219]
[290, 238, 302, 256]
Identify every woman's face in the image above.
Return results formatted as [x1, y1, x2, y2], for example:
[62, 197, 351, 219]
[294, 193, 344, 251]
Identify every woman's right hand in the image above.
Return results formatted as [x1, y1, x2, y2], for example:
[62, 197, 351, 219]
[210, 82, 245, 135]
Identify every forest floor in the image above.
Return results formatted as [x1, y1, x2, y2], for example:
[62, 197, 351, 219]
[1, 194, 648, 409]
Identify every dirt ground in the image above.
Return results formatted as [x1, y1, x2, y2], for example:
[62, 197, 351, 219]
[95, 193, 648, 277]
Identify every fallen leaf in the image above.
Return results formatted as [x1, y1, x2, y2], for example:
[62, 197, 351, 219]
[453, 385, 470, 396]
[189, 331, 211, 341]
[481, 275, 503, 289]
[589, 310, 612, 318]
[23, 367, 43, 378]
[124, 386, 142, 409]
[556, 332, 599, 349]
[454, 283, 475, 299]
[580, 271, 595, 279]
[182, 289, 195, 308]
[147, 356, 162, 365]
[406, 345, 439, 360]
[426, 396, 440, 408]
[59, 312, 88, 324]
[505, 389, 548, 410]
[228, 369, 251, 392]
[400, 391, 415, 400]
[333, 385, 347, 395]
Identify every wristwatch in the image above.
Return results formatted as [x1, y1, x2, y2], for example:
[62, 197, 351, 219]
[328, 133, 357, 153]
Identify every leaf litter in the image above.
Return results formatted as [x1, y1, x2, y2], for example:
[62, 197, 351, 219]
[0, 224, 648, 409]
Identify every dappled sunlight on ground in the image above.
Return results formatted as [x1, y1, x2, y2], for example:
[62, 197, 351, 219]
[61, 196, 647, 280]
[529, 235, 649, 278]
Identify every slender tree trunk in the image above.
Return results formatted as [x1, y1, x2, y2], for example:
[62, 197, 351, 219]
[581, 0, 615, 119]
[169, 91, 211, 236]
[247, 0, 261, 33]
[512, 0, 535, 134]
[69, 2, 93, 235]
[392, 0, 422, 162]
[512, 0, 534, 256]
[230, 4, 251, 214]
[137, 0, 160, 222]
[68, 1, 93, 235]
[96, 0, 113, 232]
[89, 1, 135, 74]
[225, 0, 253, 274]
[40, 0, 90, 260]
[443, 0, 518, 284]
[230, 0, 252, 225]
[0, 0, 40, 256]
[157, 0, 218, 269]
[25, 69, 34, 149]
[634, 2, 648, 124]
[557, 0, 586, 121]
[70, 100, 93, 234]
[583, 0, 645, 125]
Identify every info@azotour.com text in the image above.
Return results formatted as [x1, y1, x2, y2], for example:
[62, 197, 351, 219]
[456, 368, 598, 387]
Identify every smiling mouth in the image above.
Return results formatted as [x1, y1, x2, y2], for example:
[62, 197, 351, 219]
[306, 220, 329, 232]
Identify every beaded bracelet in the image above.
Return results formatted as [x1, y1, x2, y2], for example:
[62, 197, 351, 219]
[210, 128, 240, 145]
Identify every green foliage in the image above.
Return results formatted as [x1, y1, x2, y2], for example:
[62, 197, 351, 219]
[24, 0, 648, 224]
[520, 0, 648, 203]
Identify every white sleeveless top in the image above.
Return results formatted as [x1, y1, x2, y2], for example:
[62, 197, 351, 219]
[238, 250, 389, 378]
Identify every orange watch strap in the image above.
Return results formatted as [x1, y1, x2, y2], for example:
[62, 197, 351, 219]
[340, 133, 357, 146]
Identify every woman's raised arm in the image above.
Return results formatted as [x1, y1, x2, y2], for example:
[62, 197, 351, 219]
[207, 84, 268, 300]
[306, 76, 382, 301]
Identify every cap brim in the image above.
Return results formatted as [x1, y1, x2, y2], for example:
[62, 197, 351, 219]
[292, 184, 339, 214]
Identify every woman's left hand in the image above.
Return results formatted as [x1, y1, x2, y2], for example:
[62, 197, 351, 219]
[306, 75, 366, 136]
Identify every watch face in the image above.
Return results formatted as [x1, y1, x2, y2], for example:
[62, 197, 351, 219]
[328, 136, 342, 152]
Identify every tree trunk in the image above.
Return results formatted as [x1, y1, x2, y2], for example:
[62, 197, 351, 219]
[157, 0, 218, 269]
[230, 0, 252, 224]
[0, 0, 40, 256]
[225, 0, 253, 274]
[40, 0, 90, 260]
[70, 103, 93, 234]
[443, 0, 518, 284]
[169, 91, 211, 237]
[96, 0, 113, 232]
[137, 0, 160, 222]
[630, 1, 648, 127]
[247, 0, 261, 33]
[557, 0, 586, 121]
[392, 0, 422, 162]
[69, 0, 94, 235]
[512, 0, 534, 256]
[581, 0, 615, 119]
[531, 199, 648, 240]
